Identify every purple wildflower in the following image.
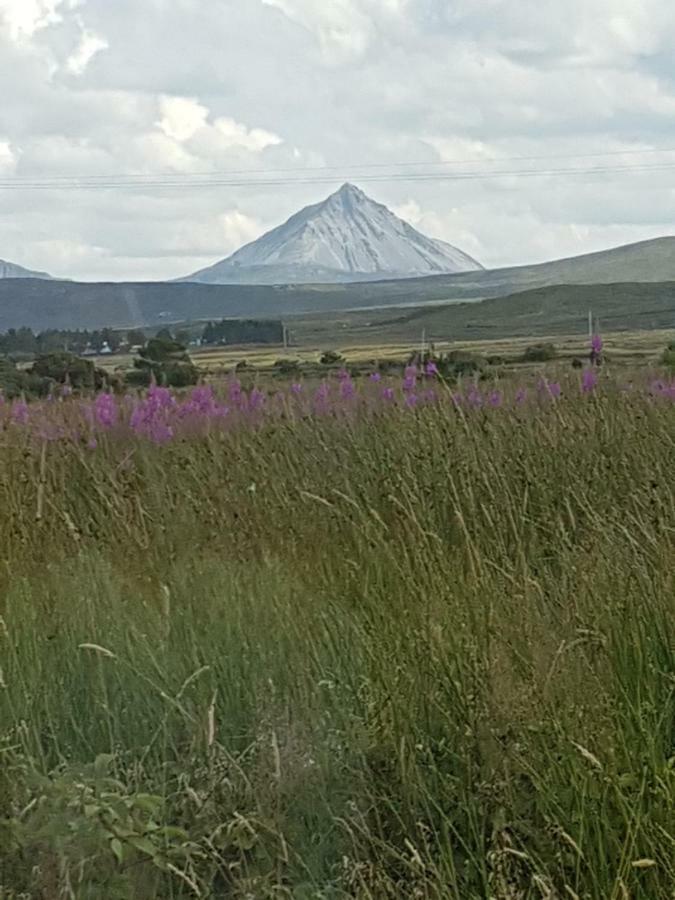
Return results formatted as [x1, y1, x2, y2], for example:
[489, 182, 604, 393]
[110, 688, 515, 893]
[467, 388, 483, 408]
[515, 387, 528, 405]
[582, 369, 598, 393]
[382, 387, 395, 402]
[248, 388, 266, 411]
[488, 390, 503, 407]
[425, 361, 439, 377]
[11, 401, 29, 425]
[94, 393, 118, 429]
[591, 334, 603, 354]
[369, 372, 382, 383]
[149, 422, 174, 444]
[227, 379, 243, 406]
[340, 379, 356, 400]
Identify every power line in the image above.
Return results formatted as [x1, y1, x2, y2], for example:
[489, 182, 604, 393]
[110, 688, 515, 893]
[2, 159, 675, 191]
[4, 144, 675, 183]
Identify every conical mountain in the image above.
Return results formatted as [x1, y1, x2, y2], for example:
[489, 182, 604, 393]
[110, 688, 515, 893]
[181, 183, 483, 284]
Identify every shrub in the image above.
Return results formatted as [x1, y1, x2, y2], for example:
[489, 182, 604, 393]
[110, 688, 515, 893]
[0, 358, 51, 398]
[320, 350, 344, 366]
[126, 336, 198, 388]
[273, 358, 301, 375]
[31, 352, 107, 390]
[124, 368, 152, 388]
[662, 343, 675, 371]
[521, 343, 557, 363]
[440, 350, 485, 377]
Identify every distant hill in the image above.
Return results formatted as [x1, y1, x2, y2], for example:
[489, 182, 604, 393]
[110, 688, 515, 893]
[180, 183, 483, 284]
[368, 282, 675, 342]
[0, 259, 53, 280]
[0, 236, 674, 332]
[422, 236, 675, 301]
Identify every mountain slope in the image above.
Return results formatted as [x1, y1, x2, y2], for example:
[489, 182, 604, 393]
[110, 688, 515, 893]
[181, 183, 484, 284]
[1, 237, 674, 331]
[426, 235, 675, 299]
[367, 281, 675, 342]
[0, 259, 53, 280]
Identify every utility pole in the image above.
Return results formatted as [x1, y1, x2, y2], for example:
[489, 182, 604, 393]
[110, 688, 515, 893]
[588, 309, 593, 338]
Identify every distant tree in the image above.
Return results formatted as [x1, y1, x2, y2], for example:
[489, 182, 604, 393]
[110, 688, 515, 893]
[127, 335, 198, 388]
[126, 329, 146, 348]
[0, 357, 51, 398]
[140, 336, 191, 364]
[202, 319, 284, 346]
[155, 328, 174, 342]
[31, 352, 107, 390]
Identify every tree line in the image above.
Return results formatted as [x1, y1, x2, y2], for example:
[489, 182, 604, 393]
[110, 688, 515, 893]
[0, 327, 148, 356]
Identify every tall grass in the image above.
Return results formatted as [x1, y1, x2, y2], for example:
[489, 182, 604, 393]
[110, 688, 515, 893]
[0, 383, 673, 898]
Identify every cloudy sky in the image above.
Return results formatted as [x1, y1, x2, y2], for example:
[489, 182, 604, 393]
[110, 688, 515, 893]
[1, 0, 675, 281]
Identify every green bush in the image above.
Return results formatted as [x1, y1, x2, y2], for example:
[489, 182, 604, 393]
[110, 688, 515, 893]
[521, 343, 557, 363]
[273, 357, 301, 375]
[440, 350, 485, 377]
[126, 337, 198, 388]
[320, 349, 344, 366]
[31, 352, 108, 390]
[662, 342, 675, 371]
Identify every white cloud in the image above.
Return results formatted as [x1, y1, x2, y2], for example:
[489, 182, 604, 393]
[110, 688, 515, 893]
[66, 19, 107, 74]
[157, 98, 281, 154]
[158, 96, 209, 142]
[0, 0, 70, 39]
[261, 0, 407, 62]
[213, 117, 282, 152]
[0, 140, 17, 173]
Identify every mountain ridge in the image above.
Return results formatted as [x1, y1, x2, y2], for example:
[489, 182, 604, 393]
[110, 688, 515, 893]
[0, 259, 53, 280]
[0, 235, 674, 331]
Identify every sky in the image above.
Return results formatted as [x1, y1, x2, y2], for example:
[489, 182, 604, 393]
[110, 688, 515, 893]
[1, 0, 675, 281]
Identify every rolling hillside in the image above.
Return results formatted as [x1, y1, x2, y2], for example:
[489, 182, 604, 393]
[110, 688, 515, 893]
[356, 282, 675, 342]
[0, 237, 674, 332]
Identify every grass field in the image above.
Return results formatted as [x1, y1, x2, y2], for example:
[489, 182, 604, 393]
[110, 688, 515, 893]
[90, 327, 675, 376]
[0, 367, 674, 898]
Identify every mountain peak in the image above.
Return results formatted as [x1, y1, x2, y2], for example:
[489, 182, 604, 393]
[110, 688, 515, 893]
[319, 182, 369, 213]
[180, 184, 484, 285]
[335, 182, 366, 199]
